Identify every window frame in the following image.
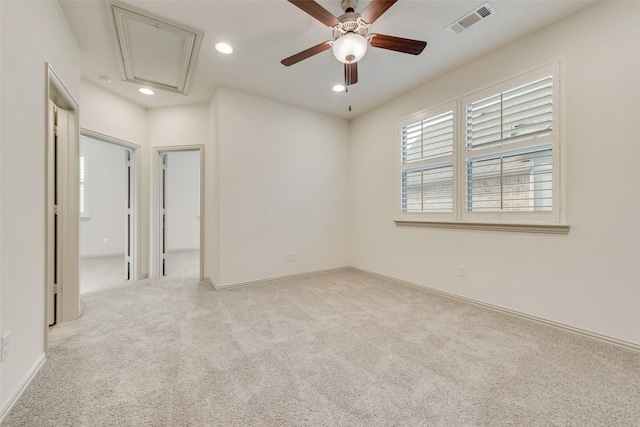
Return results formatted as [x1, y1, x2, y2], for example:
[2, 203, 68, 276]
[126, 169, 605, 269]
[460, 62, 561, 224]
[396, 60, 567, 232]
[397, 101, 458, 222]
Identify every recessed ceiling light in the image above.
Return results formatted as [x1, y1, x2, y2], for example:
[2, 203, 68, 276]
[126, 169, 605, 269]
[98, 75, 111, 84]
[332, 84, 346, 92]
[139, 88, 154, 95]
[215, 42, 233, 54]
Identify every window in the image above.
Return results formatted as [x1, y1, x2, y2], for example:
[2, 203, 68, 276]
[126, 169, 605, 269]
[398, 61, 562, 227]
[399, 102, 456, 219]
[80, 152, 89, 219]
[465, 148, 552, 212]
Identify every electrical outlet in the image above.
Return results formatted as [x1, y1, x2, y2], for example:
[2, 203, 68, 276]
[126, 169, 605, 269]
[284, 252, 296, 262]
[290, 252, 296, 261]
[458, 265, 467, 278]
[1, 332, 10, 362]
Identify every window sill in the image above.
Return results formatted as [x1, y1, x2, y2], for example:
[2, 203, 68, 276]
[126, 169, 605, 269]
[394, 220, 569, 234]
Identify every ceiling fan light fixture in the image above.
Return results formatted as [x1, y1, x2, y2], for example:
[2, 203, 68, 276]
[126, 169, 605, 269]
[332, 32, 367, 64]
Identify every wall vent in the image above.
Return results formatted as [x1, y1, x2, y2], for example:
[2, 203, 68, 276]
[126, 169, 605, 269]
[446, 3, 495, 34]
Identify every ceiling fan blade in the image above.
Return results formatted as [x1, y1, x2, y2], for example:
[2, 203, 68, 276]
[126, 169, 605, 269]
[359, 0, 397, 24]
[344, 62, 358, 86]
[369, 34, 427, 55]
[288, 0, 339, 27]
[281, 41, 332, 66]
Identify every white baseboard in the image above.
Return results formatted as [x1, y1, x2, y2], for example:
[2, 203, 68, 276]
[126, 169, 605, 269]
[166, 248, 199, 254]
[80, 252, 125, 260]
[0, 353, 46, 423]
[202, 276, 218, 291]
[349, 267, 640, 353]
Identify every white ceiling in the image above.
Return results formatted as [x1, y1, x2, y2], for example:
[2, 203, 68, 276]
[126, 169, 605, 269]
[59, 0, 595, 119]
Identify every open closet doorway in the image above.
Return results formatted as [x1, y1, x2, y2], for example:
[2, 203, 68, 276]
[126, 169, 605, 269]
[153, 146, 203, 280]
[46, 64, 80, 328]
[79, 131, 141, 294]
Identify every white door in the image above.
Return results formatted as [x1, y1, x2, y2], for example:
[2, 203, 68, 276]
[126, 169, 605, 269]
[125, 149, 132, 280]
[46, 101, 57, 326]
[162, 153, 168, 276]
[47, 102, 67, 325]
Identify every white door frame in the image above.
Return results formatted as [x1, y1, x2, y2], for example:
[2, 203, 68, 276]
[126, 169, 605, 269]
[45, 64, 80, 343]
[152, 145, 204, 281]
[80, 129, 142, 281]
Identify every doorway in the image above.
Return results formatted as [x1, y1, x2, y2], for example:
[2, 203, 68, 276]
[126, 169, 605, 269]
[46, 64, 80, 329]
[153, 146, 204, 280]
[78, 132, 140, 293]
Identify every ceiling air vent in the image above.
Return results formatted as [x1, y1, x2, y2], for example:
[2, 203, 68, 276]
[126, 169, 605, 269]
[446, 3, 495, 34]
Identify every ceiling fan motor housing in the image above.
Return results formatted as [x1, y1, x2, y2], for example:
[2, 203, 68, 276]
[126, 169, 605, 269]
[333, 12, 368, 39]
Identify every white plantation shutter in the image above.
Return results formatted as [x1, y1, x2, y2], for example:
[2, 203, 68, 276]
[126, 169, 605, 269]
[466, 147, 552, 212]
[397, 61, 561, 225]
[400, 103, 455, 215]
[402, 110, 454, 163]
[402, 164, 454, 212]
[466, 76, 553, 151]
[462, 63, 558, 218]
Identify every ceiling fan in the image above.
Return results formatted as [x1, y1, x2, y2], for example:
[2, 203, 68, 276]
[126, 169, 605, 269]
[281, 0, 427, 86]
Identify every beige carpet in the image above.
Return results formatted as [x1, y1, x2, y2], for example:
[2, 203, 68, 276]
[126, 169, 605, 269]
[80, 255, 127, 294]
[3, 270, 639, 426]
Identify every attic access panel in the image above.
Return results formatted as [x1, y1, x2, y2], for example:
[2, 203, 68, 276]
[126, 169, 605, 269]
[106, 1, 203, 95]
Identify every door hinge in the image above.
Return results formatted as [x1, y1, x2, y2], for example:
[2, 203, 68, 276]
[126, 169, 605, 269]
[53, 283, 60, 294]
[54, 205, 61, 215]
[54, 125, 59, 137]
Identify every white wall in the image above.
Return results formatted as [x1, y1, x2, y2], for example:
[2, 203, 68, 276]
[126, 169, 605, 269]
[81, 80, 148, 144]
[80, 80, 148, 276]
[166, 151, 200, 251]
[79, 136, 128, 257]
[0, 0, 80, 415]
[349, 1, 640, 346]
[214, 88, 350, 286]
[147, 104, 209, 149]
